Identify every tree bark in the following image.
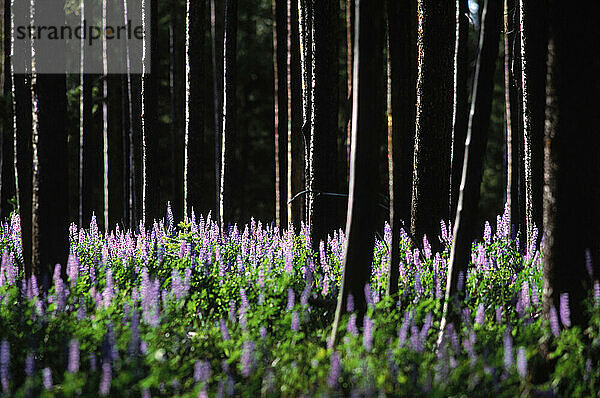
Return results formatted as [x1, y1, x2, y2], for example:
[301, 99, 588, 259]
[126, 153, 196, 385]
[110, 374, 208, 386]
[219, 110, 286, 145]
[519, 0, 546, 246]
[169, 0, 183, 223]
[449, 0, 469, 221]
[273, 0, 288, 227]
[219, 0, 238, 229]
[1, 0, 16, 220]
[211, 0, 224, 221]
[185, 0, 207, 218]
[543, 1, 600, 328]
[410, 0, 455, 247]
[386, 0, 417, 296]
[30, 0, 69, 278]
[287, 0, 303, 228]
[310, 0, 339, 252]
[439, 0, 501, 340]
[142, 0, 161, 225]
[331, 0, 385, 343]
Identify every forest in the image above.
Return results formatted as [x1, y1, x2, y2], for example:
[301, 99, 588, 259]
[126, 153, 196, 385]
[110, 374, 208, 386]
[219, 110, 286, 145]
[0, 0, 599, 396]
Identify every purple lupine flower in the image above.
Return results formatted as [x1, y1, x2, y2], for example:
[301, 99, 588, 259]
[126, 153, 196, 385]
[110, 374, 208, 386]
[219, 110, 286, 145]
[531, 282, 539, 307]
[516, 347, 527, 378]
[260, 326, 267, 339]
[291, 311, 300, 331]
[363, 316, 374, 351]
[475, 303, 485, 325]
[25, 352, 35, 377]
[483, 221, 491, 243]
[53, 264, 66, 311]
[364, 284, 374, 308]
[414, 268, 423, 295]
[559, 293, 571, 328]
[503, 330, 513, 370]
[68, 339, 80, 373]
[0, 341, 9, 393]
[327, 351, 340, 389]
[194, 360, 211, 383]
[220, 319, 231, 340]
[346, 294, 354, 312]
[240, 288, 249, 309]
[423, 235, 432, 259]
[585, 249, 593, 277]
[398, 311, 410, 346]
[99, 362, 111, 396]
[456, 271, 464, 292]
[166, 202, 174, 232]
[67, 254, 79, 286]
[521, 281, 530, 309]
[413, 249, 421, 269]
[549, 305, 560, 337]
[440, 220, 448, 242]
[241, 340, 256, 377]
[42, 367, 52, 390]
[239, 306, 248, 329]
[287, 288, 295, 310]
[300, 283, 311, 307]
[347, 314, 358, 336]
[594, 281, 600, 306]
[103, 268, 114, 308]
[420, 312, 432, 343]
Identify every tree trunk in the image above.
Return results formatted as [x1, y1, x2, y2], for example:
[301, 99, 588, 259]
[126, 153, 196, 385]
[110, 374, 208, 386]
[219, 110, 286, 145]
[211, 0, 224, 221]
[331, 0, 385, 343]
[298, 0, 313, 225]
[439, 0, 501, 340]
[169, 0, 183, 223]
[273, 0, 288, 227]
[386, 0, 417, 296]
[220, 0, 238, 229]
[1, 0, 16, 220]
[519, 0, 546, 246]
[30, 0, 69, 278]
[345, 0, 354, 180]
[310, 0, 339, 252]
[287, 0, 303, 228]
[410, 0, 455, 247]
[185, 0, 207, 218]
[142, 0, 161, 225]
[449, 0, 469, 221]
[543, 1, 600, 328]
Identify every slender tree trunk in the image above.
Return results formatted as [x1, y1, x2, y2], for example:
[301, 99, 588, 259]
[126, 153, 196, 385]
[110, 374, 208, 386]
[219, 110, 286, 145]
[30, 0, 69, 278]
[331, 0, 385, 344]
[386, 0, 417, 296]
[220, 0, 238, 229]
[273, 0, 288, 227]
[211, 0, 224, 220]
[504, 0, 520, 236]
[298, 0, 313, 225]
[1, 0, 16, 220]
[439, 0, 501, 340]
[287, 0, 303, 227]
[345, 0, 354, 179]
[410, 0, 455, 247]
[12, 0, 33, 274]
[543, 1, 600, 328]
[142, 0, 161, 225]
[169, 0, 183, 222]
[519, 0, 546, 246]
[310, 0, 339, 252]
[185, 0, 206, 218]
[449, 0, 469, 221]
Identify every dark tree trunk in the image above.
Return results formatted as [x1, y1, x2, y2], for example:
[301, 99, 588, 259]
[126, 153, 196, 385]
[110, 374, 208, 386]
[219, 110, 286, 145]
[345, 0, 354, 180]
[169, 0, 183, 223]
[410, 0, 455, 247]
[386, 0, 417, 296]
[331, 0, 385, 343]
[220, 0, 238, 229]
[298, 0, 313, 224]
[211, 0, 224, 220]
[440, 0, 502, 337]
[30, 0, 69, 278]
[449, 0, 469, 221]
[142, 0, 161, 225]
[131, 73, 143, 226]
[273, 0, 288, 227]
[11, 0, 33, 274]
[185, 0, 207, 217]
[107, 74, 124, 229]
[543, 1, 600, 328]
[310, 0, 339, 252]
[287, 0, 303, 227]
[519, 0, 546, 246]
[1, 0, 16, 220]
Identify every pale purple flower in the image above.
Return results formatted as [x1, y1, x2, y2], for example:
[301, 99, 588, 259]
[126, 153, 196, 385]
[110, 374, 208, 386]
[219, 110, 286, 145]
[363, 316, 374, 351]
[287, 288, 295, 310]
[483, 221, 491, 243]
[517, 347, 527, 378]
[67, 254, 79, 286]
[68, 339, 80, 373]
[42, 367, 52, 390]
[364, 284, 374, 308]
[220, 319, 230, 341]
[549, 306, 561, 337]
[456, 271, 464, 292]
[25, 353, 35, 377]
[585, 249, 593, 277]
[503, 330, 513, 370]
[241, 340, 256, 377]
[99, 362, 111, 395]
[346, 294, 354, 312]
[347, 314, 358, 336]
[260, 326, 267, 339]
[423, 235, 432, 259]
[475, 304, 485, 325]
[440, 220, 448, 242]
[420, 312, 432, 343]
[194, 360, 211, 383]
[559, 293, 571, 328]
[291, 311, 300, 331]
[594, 281, 600, 305]
[521, 281, 530, 309]
[103, 268, 114, 308]
[495, 306, 503, 324]
[0, 341, 9, 393]
[327, 351, 340, 389]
